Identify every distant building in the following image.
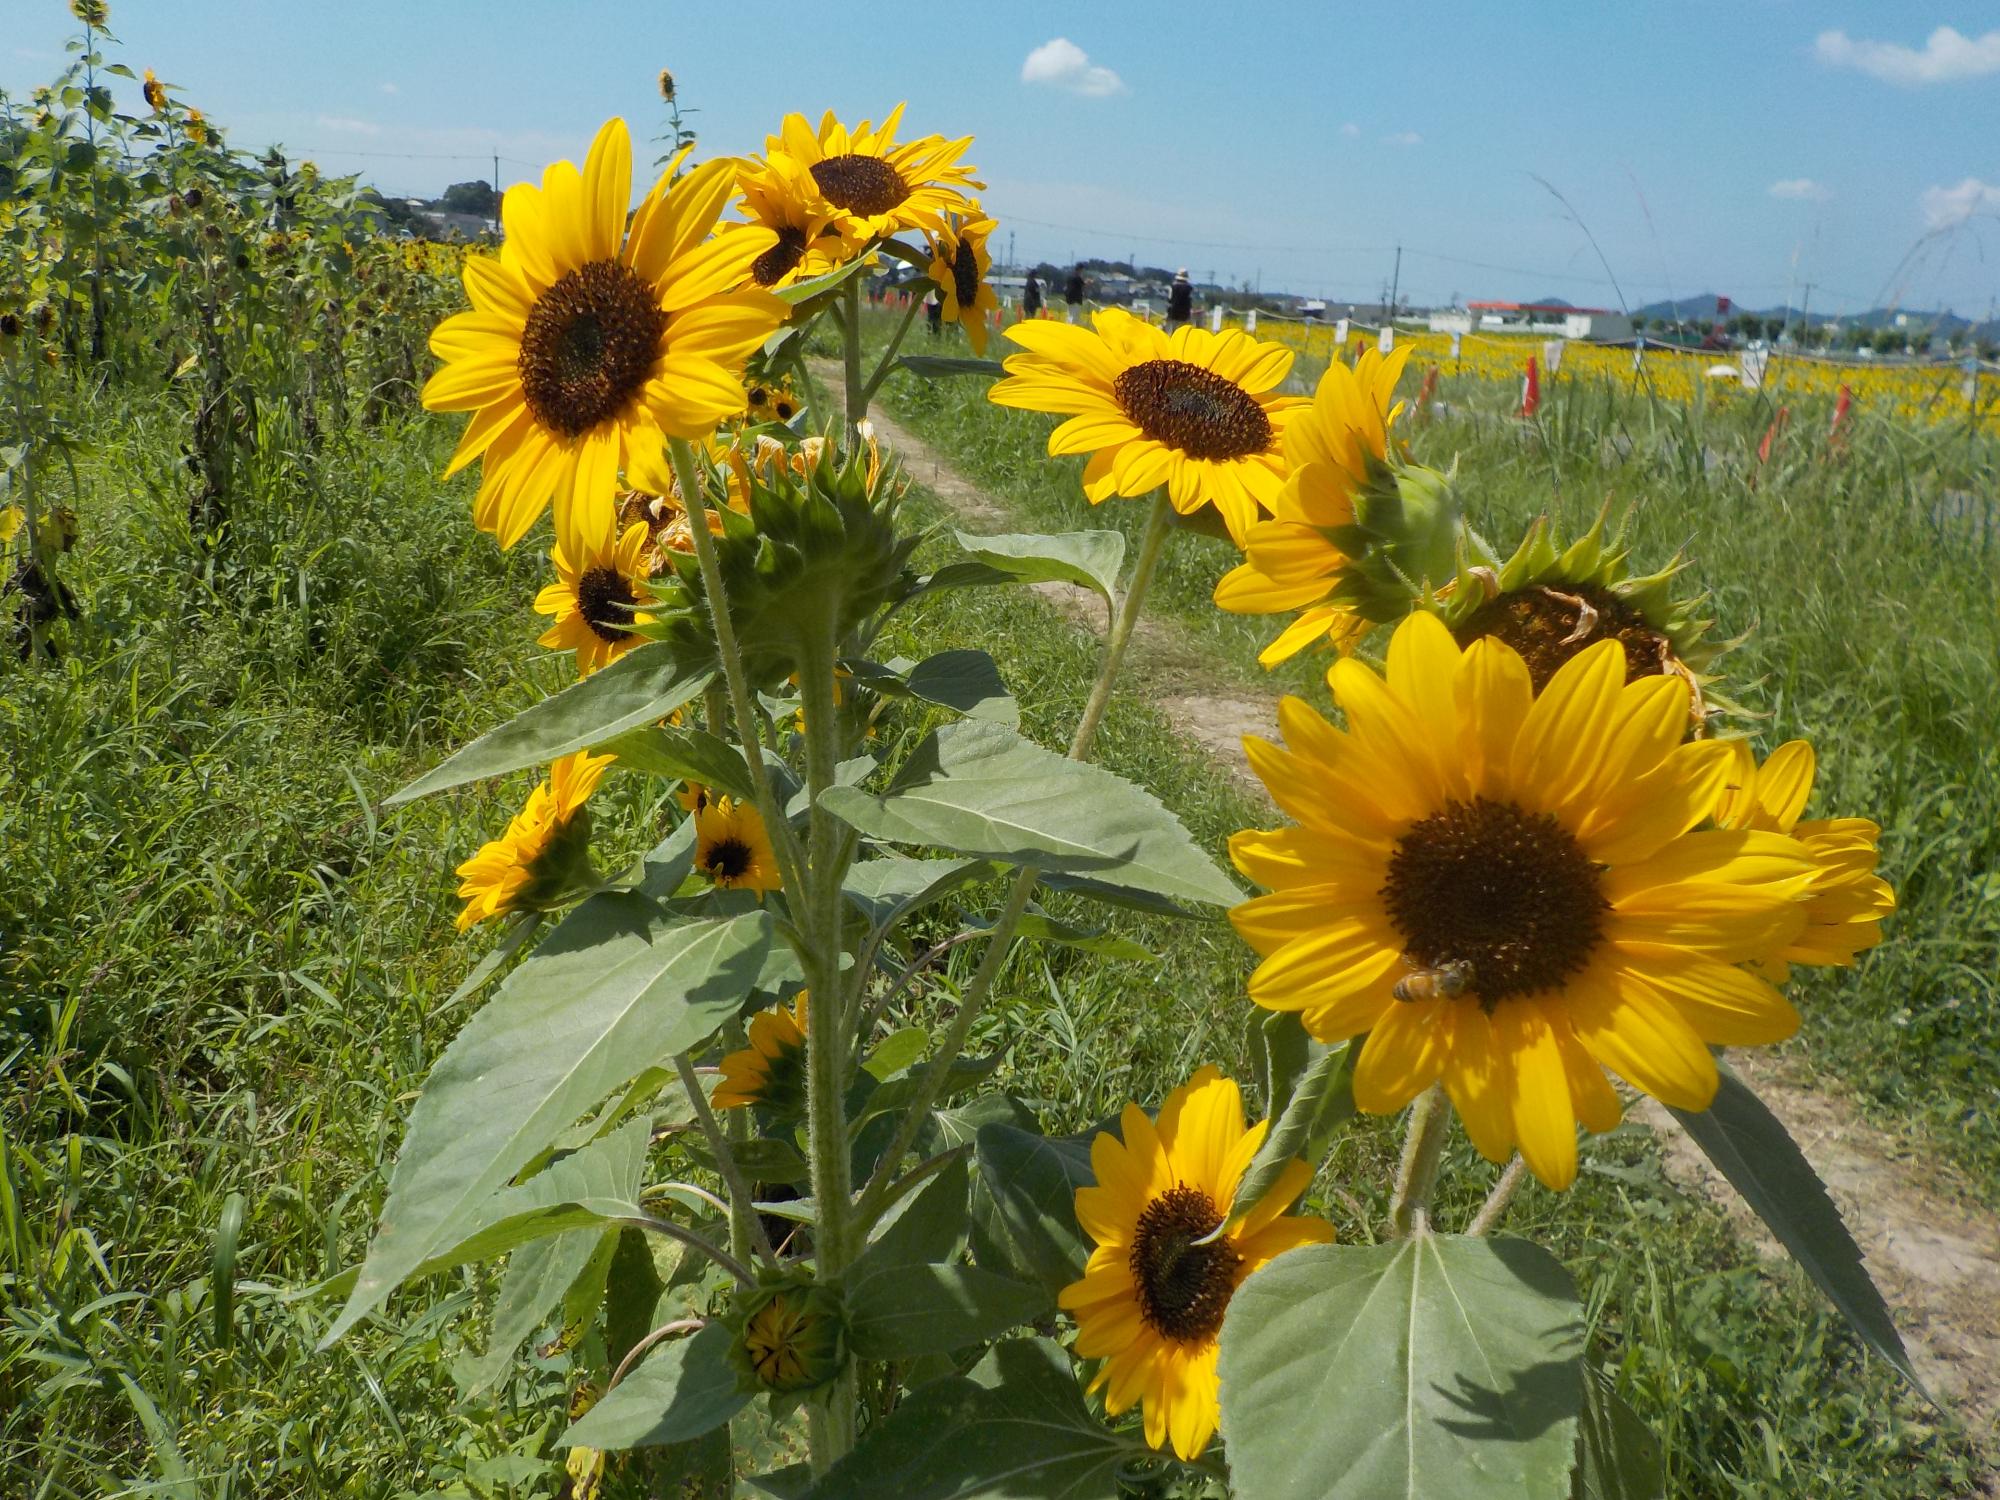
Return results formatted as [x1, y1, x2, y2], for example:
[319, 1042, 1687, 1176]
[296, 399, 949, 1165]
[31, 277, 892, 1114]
[1432, 302, 1634, 342]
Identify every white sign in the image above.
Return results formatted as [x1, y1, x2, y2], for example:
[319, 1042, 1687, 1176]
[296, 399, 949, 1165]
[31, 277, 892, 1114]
[1633, 335, 1646, 371]
[1542, 338, 1566, 375]
[1450, 332, 1462, 360]
[1739, 347, 1769, 389]
[1378, 327, 1395, 354]
[1334, 317, 1349, 346]
[1246, 309, 1258, 333]
[1209, 306, 1225, 333]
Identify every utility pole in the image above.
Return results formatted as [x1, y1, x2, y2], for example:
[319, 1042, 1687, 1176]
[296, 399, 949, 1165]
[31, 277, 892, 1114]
[1008, 230, 1015, 274]
[491, 152, 502, 234]
[1388, 244, 1402, 324]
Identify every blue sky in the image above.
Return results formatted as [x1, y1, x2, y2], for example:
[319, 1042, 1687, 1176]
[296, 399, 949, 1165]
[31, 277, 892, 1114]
[8, 2, 1998, 315]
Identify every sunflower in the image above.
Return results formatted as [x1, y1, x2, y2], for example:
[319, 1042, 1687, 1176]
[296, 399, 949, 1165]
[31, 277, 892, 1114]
[1230, 612, 1823, 1190]
[455, 750, 616, 931]
[733, 154, 847, 290]
[1714, 740, 1895, 975]
[1213, 344, 1414, 663]
[763, 104, 981, 249]
[534, 517, 657, 676]
[926, 212, 999, 356]
[744, 373, 801, 425]
[424, 119, 785, 557]
[988, 309, 1307, 543]
[1059, 1066, 1332, 1461]
[713, 992, 809, 1112]
[142, 68, 167, 112]
[694, 794, 783, 896]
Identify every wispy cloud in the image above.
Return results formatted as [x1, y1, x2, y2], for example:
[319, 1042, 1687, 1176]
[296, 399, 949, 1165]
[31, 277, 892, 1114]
[315, 114, 383, 137]
[1021, 38, 1126, 97]
[1814, 26, 2000, 85]
[1339, 122, 1361, 139]
[378, 82, 399, 95]
[1922, 177, 2000, 229]
[1383, 130, 1422, 147]
[1768, 178, 1831, 202]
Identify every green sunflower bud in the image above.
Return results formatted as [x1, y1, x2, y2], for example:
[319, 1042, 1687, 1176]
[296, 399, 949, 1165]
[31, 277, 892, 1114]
[726, 1274, 849, 1397]
[1318, 456, 1464, 627]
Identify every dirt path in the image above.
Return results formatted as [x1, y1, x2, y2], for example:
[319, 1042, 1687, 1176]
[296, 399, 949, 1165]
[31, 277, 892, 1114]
[843, 373, 2000, 1466]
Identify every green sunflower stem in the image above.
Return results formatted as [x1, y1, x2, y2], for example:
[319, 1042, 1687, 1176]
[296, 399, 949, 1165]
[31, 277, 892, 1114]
[857, 290, 923, 409]
[672, 1049, 777, 1268]
[841, 275, 867, 440]
[1389, 1083, 1452, 1236]
[1467, 1154, 1528, 1237]
[1068, 490, 1173, 760]
[702, 682, 729, 740]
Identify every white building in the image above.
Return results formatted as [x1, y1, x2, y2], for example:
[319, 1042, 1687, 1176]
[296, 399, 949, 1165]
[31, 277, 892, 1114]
[1430, 301, 1634, 342]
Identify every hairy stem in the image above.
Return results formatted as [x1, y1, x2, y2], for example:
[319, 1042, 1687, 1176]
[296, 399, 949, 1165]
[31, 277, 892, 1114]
[1388, 1084, 1452, 1236]
[1068, 491, 1173, 760]
[1467, 1155, 1529, 1237]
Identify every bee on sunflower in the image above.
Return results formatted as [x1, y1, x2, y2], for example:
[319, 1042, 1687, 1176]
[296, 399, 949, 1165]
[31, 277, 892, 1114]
[533, 515, 656, 677]
[712, 992, 809, 1114]
[925, 211, 999, 356]
[760, 104, 982, 253]
[1060, 1067, 1332, 1460]
[454, 750, 615, 930]
[694, 794, 783, 896]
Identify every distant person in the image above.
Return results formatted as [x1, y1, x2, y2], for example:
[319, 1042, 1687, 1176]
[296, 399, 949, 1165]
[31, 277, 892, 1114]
[925, 293, 943, 337]
[1023, 271, 1043, 320]
[1064, 265, 1085, 323]
[1167, 268, 1193, 331]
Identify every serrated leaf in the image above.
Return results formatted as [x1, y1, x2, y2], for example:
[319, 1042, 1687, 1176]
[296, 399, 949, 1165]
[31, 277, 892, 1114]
[1228, 1038, 1357, 1229]
[561, 1323, 749, 1449]
[952, 529, 1125, 603]
[820, 720, 1240, 907]
[592, 723, 756, 803]
[1217, 1236, 1586, 1500]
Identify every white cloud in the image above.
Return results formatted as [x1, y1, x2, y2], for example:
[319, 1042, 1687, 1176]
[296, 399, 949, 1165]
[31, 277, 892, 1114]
[1813, 26, 2000, 85]
[1768, 178, 1831, 202]
[378, 81, 399, 95]
[315, 114, 383, 136]
[1383, 130, 1422, 147]
[1021, 38, 1126, 97]
[1922, 177, 2000, 229]
[1339, 121, 1361, 139]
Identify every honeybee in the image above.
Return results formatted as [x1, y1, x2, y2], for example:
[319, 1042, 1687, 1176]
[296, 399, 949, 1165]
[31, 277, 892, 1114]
[1392, 959, 1475, 1004]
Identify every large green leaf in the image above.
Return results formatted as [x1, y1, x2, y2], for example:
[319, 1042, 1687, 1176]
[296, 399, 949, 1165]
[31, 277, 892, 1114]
[898, 355, 1007, 379]
[904, 649, 1019, 727]
[322, 906, 771, 1344]
[1217, 1236, 1586, 1500]
[462, 1227, 612, 1397]
[385, 640, 713, 805]
[820, 721, 1241, 907]
[592, 723, 757, 803]
[844, 1263, 1050, 1360]
[804, 1338, 1142, 1500]
[856, 1154, 972, 1265]
[1573, 1364, 1663, 1500]
[840, 856, 997, 932]
[1228, 1038, 1357, 1229]
[974, 1122, 1105, 1297]
[561, 1323, 750, 1449]
[950, 530, 1125, 603]
[1666, 1060, 1925, 1399]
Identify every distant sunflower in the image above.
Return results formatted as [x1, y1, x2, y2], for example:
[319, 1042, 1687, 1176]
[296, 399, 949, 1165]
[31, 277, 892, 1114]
[1231, 613, 1821, 1190]
[764, 104, 981, 249]
[926, 212, 999, 355]
[424, 119, 785, 556]
[744, 373, 801, 424]
[733, 154, 846, 290]
[988, 309, 1307, 543]
[454, 750, 615, 931]
[142, 68, 167, 112]
[1059, 1066, 1332, 1460]
[1713, 739, 1894, 975]
[534, 517, 657, 676]
[694, 794, 783, 896]
[713, 992, 809, 1112]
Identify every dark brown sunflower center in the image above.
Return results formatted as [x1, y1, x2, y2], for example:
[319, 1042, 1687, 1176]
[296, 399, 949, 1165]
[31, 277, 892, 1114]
[950, 238, 981, 307]
[704, 838, 753, 880]
[752, 226, 809, 287]
[1454, 584, 1671, 694]
[1129, 1184, 1240, 1344]
[810, 154, 908, 216]
[517, 260, 667, 439]
[1112, 359, 1273, 462]
[1381, 796, 1606, 1008]
[575, 565, 638, 643]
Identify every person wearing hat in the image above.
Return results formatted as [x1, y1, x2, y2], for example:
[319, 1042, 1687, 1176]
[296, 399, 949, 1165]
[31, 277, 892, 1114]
[1064, 264, 1086, 323]
[1167, 268, 1193, 331]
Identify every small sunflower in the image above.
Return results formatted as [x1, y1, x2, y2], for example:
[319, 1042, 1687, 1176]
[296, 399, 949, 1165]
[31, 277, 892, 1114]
[694, 794, 783, 896]
[988, 309, 1307, 543]
[763, 104, 981, 250]
[1231, 612, 1823, 1190]
[713, 992, 809, 1112]
[1213, 344, 1420, 662]
[142, 68, 167, 112]
[424, 119, 785, 557]
[1714, 739, 1895, 975]
[0, 506, 22, 547]
[1059, 1066, 1332, 1461]
[744, 373, 801, 425]
[926, 212, 999, 356]
[454, 749, 615, 931]
[534, 517, 657, 676]
[733, 154, 846, 290]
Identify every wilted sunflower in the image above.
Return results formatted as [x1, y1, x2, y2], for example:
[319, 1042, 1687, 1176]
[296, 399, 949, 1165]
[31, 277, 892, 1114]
[764, 104, 981, 250]
[534, 517, 656, 676]
[926, 211, 999, 355]
[1231, 612, 1821, 1190]
[142, 69, 167, 112]
[1714, 740, 1894, 975]
[733, 154, 845, 290]
[1060, 1066, 1332, 1461]
[424, 119, 785, 556]
[1213, 344, 1416, 662]
[694, 794, 782, 896]
[455, 750, 615, 930]
[988, 309, 1307, 543]
[713, 992, 808, 1112]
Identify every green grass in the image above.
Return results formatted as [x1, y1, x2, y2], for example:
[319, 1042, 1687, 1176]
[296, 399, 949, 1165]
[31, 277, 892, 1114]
[0, 338, 1988, 1497]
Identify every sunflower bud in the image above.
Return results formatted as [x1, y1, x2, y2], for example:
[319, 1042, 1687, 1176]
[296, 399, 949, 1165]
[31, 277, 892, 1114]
[183, 186, 205, 209]
[0, 313, 20, 340]
[726, 1276, 848, 1396]
[657, 68, 676, 102]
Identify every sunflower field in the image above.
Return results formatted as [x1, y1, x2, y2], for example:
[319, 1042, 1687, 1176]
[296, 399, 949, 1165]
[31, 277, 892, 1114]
[4, 7, 1999, 1499]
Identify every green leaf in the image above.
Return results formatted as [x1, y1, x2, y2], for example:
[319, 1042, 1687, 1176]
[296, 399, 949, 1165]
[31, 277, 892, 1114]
[821, 721, 1241, 907]
[974, 1122, 1104, 1297]
[1666, 1060, 1926, 1401]
[841, 856, 997, 932]
[970, 908, 1153, 961]
[952, 529, 1126, 603]
[385, 640, 713, 805]
[855, 1053, 1004, 1127]
[1217, 1235, 1586, 1500]
[322, 907, 771, 1344]
[562, 1323, 750, 1449]
[856, 1155, 971, 1267]
[806, 1338, 1139, 1499]
[774, 253, 876, 307]
[463, 1228, 612, 1396]
[845, 1263, 1051, 1360]
[593, 723, 757, 803]
[861, 1026, 930, 1080]
[1573, 1364, 1664, 1500]
[1227, 1038, 1357, 1229]
[905, 649, 1019, 727]
[1253, 1011, 1318, 1120]
[898, 355, 1007, 379]
[1036, 871, 1218, 922]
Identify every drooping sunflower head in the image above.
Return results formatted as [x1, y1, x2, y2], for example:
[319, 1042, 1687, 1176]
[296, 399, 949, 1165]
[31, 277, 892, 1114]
[726, 1274, 848, 1396]
[657, 69, 677, 103]
[765, 103, 982, 251]
[1059, 1066, 1332, 1461]
[1433, 508, 1727, 732]
[142, 68, 167, 113]
[1230, 611, 1824, 1190]
[424, 119, 785, 557]
[694, 794, 783, 896]
[925, 212, 999, 356]
[454, 749, 616, 930]
[533, 517, 657, 677]
[713, 992, 809, 1114]
[989, 309, 1308, 544]
[1713, 739, 1895, 977]
[69, 0, 109, 27]
[733, 153, 848, 290]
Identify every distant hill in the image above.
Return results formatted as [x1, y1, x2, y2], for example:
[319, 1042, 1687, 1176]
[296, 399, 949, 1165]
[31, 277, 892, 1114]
[1633, 294, 1990, 340]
